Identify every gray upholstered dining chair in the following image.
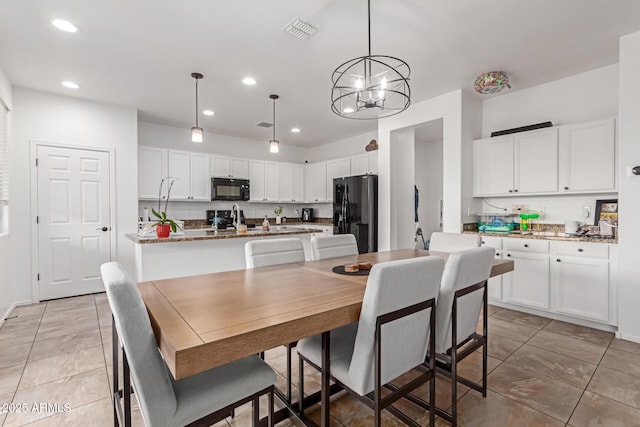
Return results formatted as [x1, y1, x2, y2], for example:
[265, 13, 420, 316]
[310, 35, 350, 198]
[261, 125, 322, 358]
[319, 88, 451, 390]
[244, 237, 305, 404]
[245, 237, 305, 268]
[428, 232, 481, 252]
[310, 234, 359, 260]
[101, 262, 276, 427]
[297, 256, 444, 427]
[432, 246, 495, 426]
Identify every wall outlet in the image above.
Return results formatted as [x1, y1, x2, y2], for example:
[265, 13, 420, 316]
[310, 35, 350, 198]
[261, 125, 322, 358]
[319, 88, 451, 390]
[583, 206, 591, 219]
[511, 204, 529, 213]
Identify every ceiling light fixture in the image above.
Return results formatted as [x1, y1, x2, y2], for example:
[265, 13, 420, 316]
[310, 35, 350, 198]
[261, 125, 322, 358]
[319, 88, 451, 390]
[202, 110, 215, 116]
[269, 94, 279, 154]
[291, 128, 300, 133]
[330, 0, 411, 120]
[283, 17, 317, 40]
[242, 77, 257, 86]
[191, 72, 204, 143]
[61, 81, 79, 89]
[474, 71, 511, 95]
[52, 19, 78, 33]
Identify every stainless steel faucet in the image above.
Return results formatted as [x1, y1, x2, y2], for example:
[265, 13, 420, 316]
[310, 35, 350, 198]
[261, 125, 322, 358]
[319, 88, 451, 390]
[231, 203, 241, 228]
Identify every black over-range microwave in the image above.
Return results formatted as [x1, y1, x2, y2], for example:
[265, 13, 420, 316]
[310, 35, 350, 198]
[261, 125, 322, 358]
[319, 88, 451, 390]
[211, 177, 250, 201]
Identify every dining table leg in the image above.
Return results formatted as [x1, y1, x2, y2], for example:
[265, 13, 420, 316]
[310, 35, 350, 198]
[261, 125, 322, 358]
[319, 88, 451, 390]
[321, 331, 330, 427]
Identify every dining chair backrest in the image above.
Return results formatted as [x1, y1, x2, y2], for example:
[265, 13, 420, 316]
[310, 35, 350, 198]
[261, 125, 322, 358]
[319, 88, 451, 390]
[434, 246, 495, 354]
[347, 256, 444, 396]
[429, 232, 481, 252]
[311, 234, 359, 260]
[245, 238, 305, 268]
[100, 262, 176, 426]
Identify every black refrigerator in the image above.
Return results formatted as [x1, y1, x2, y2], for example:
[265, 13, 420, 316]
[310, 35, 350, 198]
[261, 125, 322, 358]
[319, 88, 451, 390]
[333, 174, 378, 253]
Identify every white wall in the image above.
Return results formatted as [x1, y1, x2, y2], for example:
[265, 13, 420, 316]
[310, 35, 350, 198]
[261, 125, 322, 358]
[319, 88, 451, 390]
[0, 64, 14, 320]
[139, 121, 307, 164]
[482, 64, 619, 138]
[305, 130, 378, 163]
[415, 139, 443, 242]
[390, 128, 416, 249]
[11, 88, 138, 303]
[481, 64, 620, 223]
[378, 90, 465, 250]
[617, 31, 640, 342]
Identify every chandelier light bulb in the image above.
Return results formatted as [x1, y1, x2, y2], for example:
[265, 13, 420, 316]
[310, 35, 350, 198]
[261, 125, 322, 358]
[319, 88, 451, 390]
[355, 78, 363, 90]
[380, 77, 387, 89]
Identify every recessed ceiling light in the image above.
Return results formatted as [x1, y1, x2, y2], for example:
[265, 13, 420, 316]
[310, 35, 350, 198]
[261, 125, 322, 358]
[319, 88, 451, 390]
[343, 107, 354, 114]
[61, 81, 80, 89]
[242, 77, 256, 86]
[202, 110, 215, 116]
[291, 128, 300, 133]
[52, 19, 79, 33]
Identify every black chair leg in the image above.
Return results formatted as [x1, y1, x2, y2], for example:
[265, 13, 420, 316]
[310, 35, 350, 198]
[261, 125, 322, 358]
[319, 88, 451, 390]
[298, 356, 304, 414]
[286, 343, 292, 404]
[251, 395, 259, 427]
[123, 351, 132, 427]
[268, 389, 274, 427]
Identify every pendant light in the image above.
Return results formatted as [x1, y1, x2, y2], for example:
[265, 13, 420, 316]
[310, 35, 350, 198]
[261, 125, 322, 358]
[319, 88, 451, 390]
[191, 72, 203, 143]
[269, 94, 279, 153]
[330, 0, 411, 120]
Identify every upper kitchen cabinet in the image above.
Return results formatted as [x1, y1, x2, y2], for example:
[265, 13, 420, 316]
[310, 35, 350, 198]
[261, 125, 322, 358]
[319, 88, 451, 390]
[559, 119, 616, 193]
[473, 128, 558, 197]
[350, 151, 378, 176]
[211, 155, 249, 179]
[280, 163, 304, 203]
[326, 157, 351, 202]
[168, 150, 211, 201]
[138, 147, 167, 199]
[249, 160, 279, 202]
[305, 162, 327, 203]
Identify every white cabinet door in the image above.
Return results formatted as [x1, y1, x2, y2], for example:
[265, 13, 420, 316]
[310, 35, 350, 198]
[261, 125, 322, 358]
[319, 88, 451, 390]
[368, 151, 378, 174]
[168, 150, 190, 200]
[472, 135, 514, 196]
[279, 163, 293, 202]
[230, 158, 249, 179]
[138, 147, 167, 199]
[481, 236, 503, 301]
[249, 160, 265, 201]
[559, 119, 616, 192]
[503, 250, 550, 310]
[292, 164, 305, 202]
[350, 153, 369, 176]
[264, 161, 280, 202]
[514, 128, 558, 194]
[553, 256, 610, 322]
[326, 157, 351, 202]
[211, 155, 231, 178]
[189, 152, 211, 201]
[305, 162, 327, 202]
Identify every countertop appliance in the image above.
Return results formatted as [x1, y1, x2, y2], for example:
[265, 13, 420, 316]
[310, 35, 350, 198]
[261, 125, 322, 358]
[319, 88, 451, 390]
[211, 178, 250, 201]
[333, 174, 378, 253]
[206, 209, 245, 229]
[301, 208, 314, 222]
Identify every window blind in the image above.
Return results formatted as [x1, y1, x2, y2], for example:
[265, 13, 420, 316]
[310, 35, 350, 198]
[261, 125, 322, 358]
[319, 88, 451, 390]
[0, 100, 8, 206]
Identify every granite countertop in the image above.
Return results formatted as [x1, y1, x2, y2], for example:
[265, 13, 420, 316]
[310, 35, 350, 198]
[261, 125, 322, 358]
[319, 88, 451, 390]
[463, 230, 617, 244]
[126, 225, 325, 244]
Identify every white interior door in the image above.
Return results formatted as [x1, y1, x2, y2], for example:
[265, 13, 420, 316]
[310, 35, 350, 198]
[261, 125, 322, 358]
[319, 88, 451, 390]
[37, 145, 111, 300]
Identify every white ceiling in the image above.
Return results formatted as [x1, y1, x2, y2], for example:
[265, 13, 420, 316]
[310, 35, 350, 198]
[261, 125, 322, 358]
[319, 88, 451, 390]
[2, 1, 640, 147]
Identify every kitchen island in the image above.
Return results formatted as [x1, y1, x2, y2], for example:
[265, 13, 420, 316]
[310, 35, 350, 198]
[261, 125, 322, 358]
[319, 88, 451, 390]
[126, 226, 325, 281]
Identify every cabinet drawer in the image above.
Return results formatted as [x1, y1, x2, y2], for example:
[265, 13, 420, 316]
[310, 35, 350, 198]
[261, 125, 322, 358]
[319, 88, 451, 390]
[504, 238, 549, 253]
[550, 241, 609, 259]
[480, 236, 502, 249]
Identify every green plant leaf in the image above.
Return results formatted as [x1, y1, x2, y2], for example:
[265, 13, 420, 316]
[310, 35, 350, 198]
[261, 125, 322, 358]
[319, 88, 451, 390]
[151, 208, 162, 220]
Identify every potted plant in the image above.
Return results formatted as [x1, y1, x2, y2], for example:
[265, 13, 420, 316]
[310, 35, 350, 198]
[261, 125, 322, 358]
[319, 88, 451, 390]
[274, 205, 283, 225]
[152, 177, 181, 238]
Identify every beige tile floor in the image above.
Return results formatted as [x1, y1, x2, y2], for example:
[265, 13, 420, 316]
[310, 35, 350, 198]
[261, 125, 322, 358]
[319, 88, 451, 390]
[2, 294, 640, 426]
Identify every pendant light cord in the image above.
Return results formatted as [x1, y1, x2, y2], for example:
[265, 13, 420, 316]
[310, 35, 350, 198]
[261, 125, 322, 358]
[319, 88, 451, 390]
[195, 78, 199, 128]
[272, 97, 276, 140]
[367, 0, 371, 57]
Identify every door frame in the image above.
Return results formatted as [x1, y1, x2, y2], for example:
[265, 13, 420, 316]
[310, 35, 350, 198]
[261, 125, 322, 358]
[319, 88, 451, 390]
[29, 140, 117, 302]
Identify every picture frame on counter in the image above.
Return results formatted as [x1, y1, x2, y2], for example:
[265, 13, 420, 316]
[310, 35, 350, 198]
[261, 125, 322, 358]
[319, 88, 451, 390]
[594, 199, 618, 226]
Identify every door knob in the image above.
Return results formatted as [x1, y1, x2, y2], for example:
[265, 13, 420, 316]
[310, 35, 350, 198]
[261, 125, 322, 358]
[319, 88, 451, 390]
[97, 226, 109, 232]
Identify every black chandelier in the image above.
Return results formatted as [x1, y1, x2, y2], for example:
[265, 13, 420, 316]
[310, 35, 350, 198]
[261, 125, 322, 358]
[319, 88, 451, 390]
[330, 0, 411, 120]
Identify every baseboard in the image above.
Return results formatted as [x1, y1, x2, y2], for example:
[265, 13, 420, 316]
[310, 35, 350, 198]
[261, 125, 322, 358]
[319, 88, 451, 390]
[0, 300, 35, 328]
[615, 331, 640, 344]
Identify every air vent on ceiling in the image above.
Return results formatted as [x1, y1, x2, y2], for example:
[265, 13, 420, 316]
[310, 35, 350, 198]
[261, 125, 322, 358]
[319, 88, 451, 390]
[256, 122, 273, 128]
[283, 17, 317, 40]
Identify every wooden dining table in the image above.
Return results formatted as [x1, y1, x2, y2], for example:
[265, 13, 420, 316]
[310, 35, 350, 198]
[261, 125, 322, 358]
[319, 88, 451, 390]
[136, 249, 513, 426]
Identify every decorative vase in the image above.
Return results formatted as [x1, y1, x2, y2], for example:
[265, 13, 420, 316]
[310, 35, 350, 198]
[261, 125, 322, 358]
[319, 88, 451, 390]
[156, 223, 171, 238]
[275, 216, 281, 225]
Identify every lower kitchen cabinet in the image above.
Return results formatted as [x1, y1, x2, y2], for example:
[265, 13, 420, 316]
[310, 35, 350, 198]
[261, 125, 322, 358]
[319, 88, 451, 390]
[551, 241, 611, 323]
[502, 250, 550, 310]
[480, 236, 503, 300]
